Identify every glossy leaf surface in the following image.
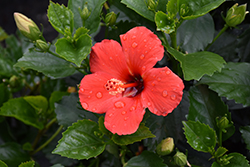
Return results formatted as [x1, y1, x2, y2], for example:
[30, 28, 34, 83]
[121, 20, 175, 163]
[240, 126, 250, 151]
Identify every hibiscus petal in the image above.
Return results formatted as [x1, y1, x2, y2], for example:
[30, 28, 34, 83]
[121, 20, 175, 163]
[79, 72, 121, 114]
[120, 26, 164, 76]
[141, 67, 184, 116]
[90, 39, 131, 81]
[104, 96, 145, 135]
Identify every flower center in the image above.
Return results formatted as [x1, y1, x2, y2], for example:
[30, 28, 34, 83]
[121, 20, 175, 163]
[104, 77, 144, 97]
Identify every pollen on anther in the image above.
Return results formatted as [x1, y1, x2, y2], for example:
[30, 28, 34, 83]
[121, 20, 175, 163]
[105, 78, 125, 96]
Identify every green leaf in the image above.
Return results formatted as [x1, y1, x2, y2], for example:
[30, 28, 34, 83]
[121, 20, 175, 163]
[0, 160, 8, 167]
[177, 14, 214, 53]
[240, 126, 250, 151]
[0, 97, 44, 129]
[124, 151, 167, 167]
[98, 116, 112, 137]
[167, 0, 178, 18]
[49, 91, 70, 111]
[183, 120, 216, 153]
[0, 27, 8, 41]
[73, 27, 89, 40]
[5, 35, 23, 62]
[167, 47, 226, 81]
[14, 50, 76, 79]
[0, 57, 16, 77]
[121, 0, 155, 21]
[55, 34, 92, 67]
[53, 119, 106, 160]
[237, 27, 250, 62]
[155, 11, 176, 34]
[47, 1, 74, 35]
[0, 142, 30, 167]
[187, 86, 234, 141]
[0, 83, 10, 108]
[54, 93, 97, 127]
[214, 147, 228, 158]
[23, 95, 48, 114]
[199, 62, 250, 107]
[68, 0, 106, 34]
[179, 0, 225, 20]
[212, 153, 250, 167]
[18, 161, 35, 167]
[112, 123, 155, 145]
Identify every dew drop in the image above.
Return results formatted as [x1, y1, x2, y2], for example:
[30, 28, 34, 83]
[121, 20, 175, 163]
[130, 106, 136, 111]
[162, 90, 168, 97]
[114, 101, 126, 108]
[109, 113, 113, 117]
[154, 108, 158, 113]
[112, 124, 116, 128]
[157, 77, 161, 81]
[145, 50, 148, 54]
[81, 102, 88, 109]
[89, 90, 93, 94]
[143, 39, 147, 43]
[151, 82, 155, 86]
[166, 70, 171, 75]
[88, 95, 91, 99]
[124, 117, 129, 121]
[147, 102, 151, 106]
[152, 75, 156, 78]
[92, 108, 96, 111]
[96, 92, 103, 99]
[80, 88, 85, 92]
[140, 54, 145, 59]
[124, 48, 128, 52]
[132, 35, 136, 39]
[122, 35, 127, 41]
[109, 57, 113, 60]
[142, 66, 146, 71]
[132, 42, 138, 48]
[121, 111, 127, 115]
[170, 94, 176, 100]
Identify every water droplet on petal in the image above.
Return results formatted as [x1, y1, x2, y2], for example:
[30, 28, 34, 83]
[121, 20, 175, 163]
[132, 42, 138, 48]
[124, 48, 128, 52]
[112, 124, 116, 128]
[132, 35, 136, 39]
[109, 57, 113, 60]
[162, 90, 168, 97]
[109, 113, 113, 117]
[170, 94, 176, 100]
[124, 117, 129, 121]
[154, 108, 158, 113]
[152, 75, 156, 78]
[140, 54, 145, 59]
[142, 66, 146, 71]
[121, 111, 127, 115]
[81, 102, 88, 109]
[130, 106, 136, 111]
[88, 95, 91, 99]
[147, 102, 151, 106]
[114, 101, 125, 108]
[92, 108, 96, 111]
[166, 70, 171, 75]
[80, 88, 85, 92]
[96, 92, 103, 99]
[151, 82, 155, 86]
[145, 50, 148, 54]
[157, 77, 161, 81]
[143, 39, 147, 43]
[122, 35, 127, 41]
[89, 90, 93, 94]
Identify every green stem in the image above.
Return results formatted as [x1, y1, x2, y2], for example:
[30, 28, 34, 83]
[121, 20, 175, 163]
[161, 32, 170, 48]
[205, 24, 229, 51]
[170, 31, 177, 49]
[31, 125, 63, 155]
[219, 129, 222, 147]
[103, 2, 109, 11]
[47, 50, 65, 60]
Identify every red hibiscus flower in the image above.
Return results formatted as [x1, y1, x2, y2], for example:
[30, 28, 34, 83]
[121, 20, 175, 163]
[79, 26, 184, 135]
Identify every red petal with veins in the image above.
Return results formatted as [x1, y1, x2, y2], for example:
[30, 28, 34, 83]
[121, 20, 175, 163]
[79, 71, 121, 114]
[104, 96, 145, 135]
[141, 67, 184, 116]
[90, 39, 131, 82]
[120, 26, 164, 76]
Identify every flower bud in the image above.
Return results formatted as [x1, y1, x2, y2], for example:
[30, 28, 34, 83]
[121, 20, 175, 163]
[147, 0, 158, 11]
[225, 3, 249, 27]
[104, 12, 117, 27]
[217, 116, 230, 131]
[79, 3, 91, 21]
[35, 39, 49, 51]
[174, 152, 187, 166]
[14, 12, 41, 41]
[9, 75, 20, 88]
[156, 137, 174, 156]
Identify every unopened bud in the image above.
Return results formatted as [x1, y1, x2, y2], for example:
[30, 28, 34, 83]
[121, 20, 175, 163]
[225, 3, 248, 27]
[36, 40, 49, 51]
[156, 137, 174, 156]
[9, 75, 20, 88]
[217, 116, 230, 130]
[79, 3, 91, 21]
[14, 12, 41, 41]
[147, 0, 158, 11]
[174, 152, 187, 166]
[104, 12, 117, 27]
[67, 86, 76, 93]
